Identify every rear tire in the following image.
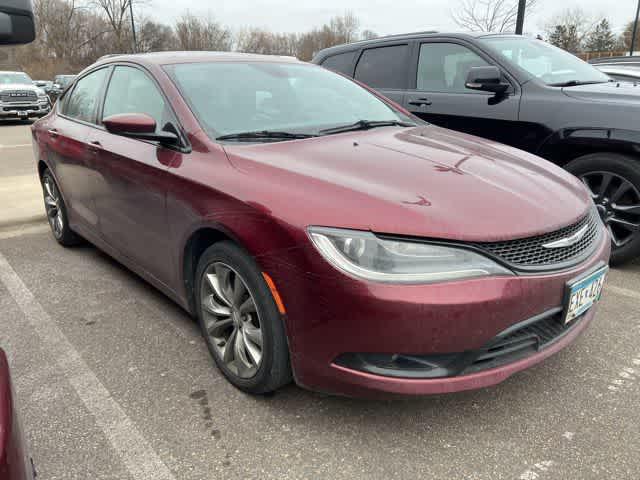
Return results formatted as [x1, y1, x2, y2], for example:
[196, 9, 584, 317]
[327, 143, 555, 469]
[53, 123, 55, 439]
[565, 153, 640, 265]
[195, 241, 292, 394]
[41, 169, 82, 247]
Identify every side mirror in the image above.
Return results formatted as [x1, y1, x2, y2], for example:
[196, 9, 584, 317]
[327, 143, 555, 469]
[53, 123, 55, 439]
[0, 0, 36, 45]
[103, 113, 179, 145]
[465, 66, 509, 94]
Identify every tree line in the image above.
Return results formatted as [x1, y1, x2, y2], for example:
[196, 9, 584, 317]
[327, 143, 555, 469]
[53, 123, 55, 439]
[451, 1, 639, 55]
[3, 0, 374, 79]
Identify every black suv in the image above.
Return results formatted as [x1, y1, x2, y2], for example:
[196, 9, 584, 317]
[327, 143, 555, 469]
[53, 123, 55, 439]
[313, 32, 640, 264]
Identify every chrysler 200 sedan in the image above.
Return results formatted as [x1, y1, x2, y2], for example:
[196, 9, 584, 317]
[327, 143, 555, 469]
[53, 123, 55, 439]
[31, 52, 610, 397]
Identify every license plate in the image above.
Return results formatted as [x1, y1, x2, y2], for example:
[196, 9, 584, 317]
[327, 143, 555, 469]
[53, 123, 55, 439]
[17, 111, 27, 117]
[563, 266, 608, 324]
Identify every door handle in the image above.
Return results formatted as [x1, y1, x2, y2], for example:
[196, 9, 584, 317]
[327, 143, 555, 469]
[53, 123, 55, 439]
[409, 98, 432, 107]
[88, 140, 102, 153]
[47, 128, 59, 138]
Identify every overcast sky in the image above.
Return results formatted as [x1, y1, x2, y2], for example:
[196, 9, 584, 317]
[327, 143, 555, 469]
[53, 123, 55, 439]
[148, 0, 637, 36]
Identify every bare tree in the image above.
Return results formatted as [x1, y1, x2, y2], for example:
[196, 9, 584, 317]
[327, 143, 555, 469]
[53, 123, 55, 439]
[544, 8, 601, 53]
[137, 17, 177, 52]
[452, 0, 538, 32]
[174, 12, 232, 51]
[91, 0, 146, 53]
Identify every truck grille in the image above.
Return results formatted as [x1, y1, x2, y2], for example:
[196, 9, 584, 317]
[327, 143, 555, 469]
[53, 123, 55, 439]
[0, 90, 37, 103]
[473, 208, 600, 269]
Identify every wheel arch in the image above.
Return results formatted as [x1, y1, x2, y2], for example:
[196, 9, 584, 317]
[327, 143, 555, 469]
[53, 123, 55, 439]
[180, 223, 250, 315]
[538, 127, 640, 167]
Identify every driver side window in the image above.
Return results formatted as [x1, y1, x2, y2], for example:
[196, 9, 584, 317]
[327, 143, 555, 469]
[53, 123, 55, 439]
[417, 43, 490, 93]
[102, 66, 167, 131]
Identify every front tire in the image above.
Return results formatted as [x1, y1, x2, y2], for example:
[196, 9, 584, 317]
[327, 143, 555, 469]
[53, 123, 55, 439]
[565, 153, 640, 265]
[195, 241, 291, 394]
[41, 169, 82, 246]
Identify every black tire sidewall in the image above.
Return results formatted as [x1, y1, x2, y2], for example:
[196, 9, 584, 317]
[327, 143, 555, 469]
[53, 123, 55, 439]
[194, 241, 290, 393]
[565, 152, 640, 265]
[42, 169, 80, 246]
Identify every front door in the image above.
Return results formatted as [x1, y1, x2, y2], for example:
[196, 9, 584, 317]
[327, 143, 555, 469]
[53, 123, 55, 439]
[404, 41, 521, 145]
[88, 65, 179, 286]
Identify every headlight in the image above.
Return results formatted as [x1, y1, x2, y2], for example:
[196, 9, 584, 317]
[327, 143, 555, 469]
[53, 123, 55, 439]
[308, 227, 513, 284]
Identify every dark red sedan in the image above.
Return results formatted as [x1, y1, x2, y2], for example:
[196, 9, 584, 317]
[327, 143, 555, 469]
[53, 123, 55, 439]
[32, 52, 610, 397]
[0, 349, 35, 479]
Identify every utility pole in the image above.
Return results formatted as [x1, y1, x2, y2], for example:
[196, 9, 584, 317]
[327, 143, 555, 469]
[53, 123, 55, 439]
[515, 0, 526, 35]
[631, 0, 640, 56]
[129, 0, 137, 53]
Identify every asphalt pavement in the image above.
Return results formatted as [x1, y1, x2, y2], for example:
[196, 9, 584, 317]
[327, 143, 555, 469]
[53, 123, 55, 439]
[0, 122, 639, 480]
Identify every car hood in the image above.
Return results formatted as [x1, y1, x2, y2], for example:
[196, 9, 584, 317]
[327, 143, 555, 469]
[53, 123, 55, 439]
[223, 125, 590, 242]
[0, 83, 41, 93]
[562, 81, 640, 104]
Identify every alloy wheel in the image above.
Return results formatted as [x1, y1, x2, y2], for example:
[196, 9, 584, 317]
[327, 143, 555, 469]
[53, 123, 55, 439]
[581, 171, 640, 248]
[200, 262, 263, 379]
[43, 175, 64, 238]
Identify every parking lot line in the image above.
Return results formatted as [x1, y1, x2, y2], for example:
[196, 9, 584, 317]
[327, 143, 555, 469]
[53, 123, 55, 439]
[0, 143, 32, 148]
[0, 251, 177, 480]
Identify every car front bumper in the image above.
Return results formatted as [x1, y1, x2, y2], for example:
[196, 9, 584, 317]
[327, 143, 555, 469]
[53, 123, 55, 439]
[261, 226, 611, 397]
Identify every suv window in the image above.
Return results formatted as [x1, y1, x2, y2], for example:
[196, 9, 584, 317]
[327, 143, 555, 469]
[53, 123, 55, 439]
[354, 44, 409, 89]
[102, 66, 166, 130]
[322, 51, 357, 75]
[63, 68, 109, 122]
[417, 43, 489, 93]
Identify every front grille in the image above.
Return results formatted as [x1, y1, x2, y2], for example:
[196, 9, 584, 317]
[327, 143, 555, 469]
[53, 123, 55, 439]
[463, 309, 578, 374]
[473, 209, 600, 269]
[2, 106, 38, 112]
[0, 90, 37, 103]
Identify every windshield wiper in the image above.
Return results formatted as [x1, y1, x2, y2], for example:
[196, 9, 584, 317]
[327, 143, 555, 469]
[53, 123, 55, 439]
[548, 80, 608, 87]
[319, 120, 416, 135]
[216, 130, 318, 141]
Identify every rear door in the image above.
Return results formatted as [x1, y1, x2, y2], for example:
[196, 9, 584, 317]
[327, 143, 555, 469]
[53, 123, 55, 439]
[46, 67, 110, 231]
[353, 43, 411, 105]
[404, 40, 520, 144]
[88, 64, 181, 286]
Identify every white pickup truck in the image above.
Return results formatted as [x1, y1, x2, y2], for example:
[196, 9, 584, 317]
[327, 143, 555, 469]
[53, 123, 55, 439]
[0, 71, 50, 120]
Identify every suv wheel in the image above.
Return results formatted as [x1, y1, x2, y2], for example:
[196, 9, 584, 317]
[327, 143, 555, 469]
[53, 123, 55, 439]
[195, 241, 292, 394]
[566, 153, 640, 265]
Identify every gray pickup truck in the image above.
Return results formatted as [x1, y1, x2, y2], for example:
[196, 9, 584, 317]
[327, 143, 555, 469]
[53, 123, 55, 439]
[0, 70, 50, 120]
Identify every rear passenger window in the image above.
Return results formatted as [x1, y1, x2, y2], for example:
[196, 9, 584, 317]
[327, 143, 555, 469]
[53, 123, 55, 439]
[63, 68, 109, 123]
[354, 45, 409, 89]
[322, 51, 357, 75]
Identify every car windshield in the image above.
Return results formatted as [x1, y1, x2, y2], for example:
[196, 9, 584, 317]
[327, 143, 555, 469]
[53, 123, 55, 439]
[165, 61, 415, 139]
[0, 72, 33, 84]
[480, 36, 610, 86]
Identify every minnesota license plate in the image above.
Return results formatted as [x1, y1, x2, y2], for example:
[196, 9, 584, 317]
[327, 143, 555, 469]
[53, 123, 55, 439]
[563, 266, 608, 324]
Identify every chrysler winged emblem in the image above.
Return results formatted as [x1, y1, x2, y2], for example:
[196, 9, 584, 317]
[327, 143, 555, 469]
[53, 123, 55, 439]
[542, 225, 589, 249]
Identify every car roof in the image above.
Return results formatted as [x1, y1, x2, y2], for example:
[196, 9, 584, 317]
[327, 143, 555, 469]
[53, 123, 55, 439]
[94, 51, 304, 68]
[313, 31, 520, 59]
[0, 71, 25, 74]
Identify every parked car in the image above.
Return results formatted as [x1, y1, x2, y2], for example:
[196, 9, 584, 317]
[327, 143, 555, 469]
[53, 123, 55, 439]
[50, 74, 76, 98]
[313, 33, 640, 264]
[592, 64, 640, 84]
[0, 349, 36, 479]
[589, 55, 640, 68]
[33, 80, 53, 93]
[0, 71, 51, 121]
[32, 52, 610, 397]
